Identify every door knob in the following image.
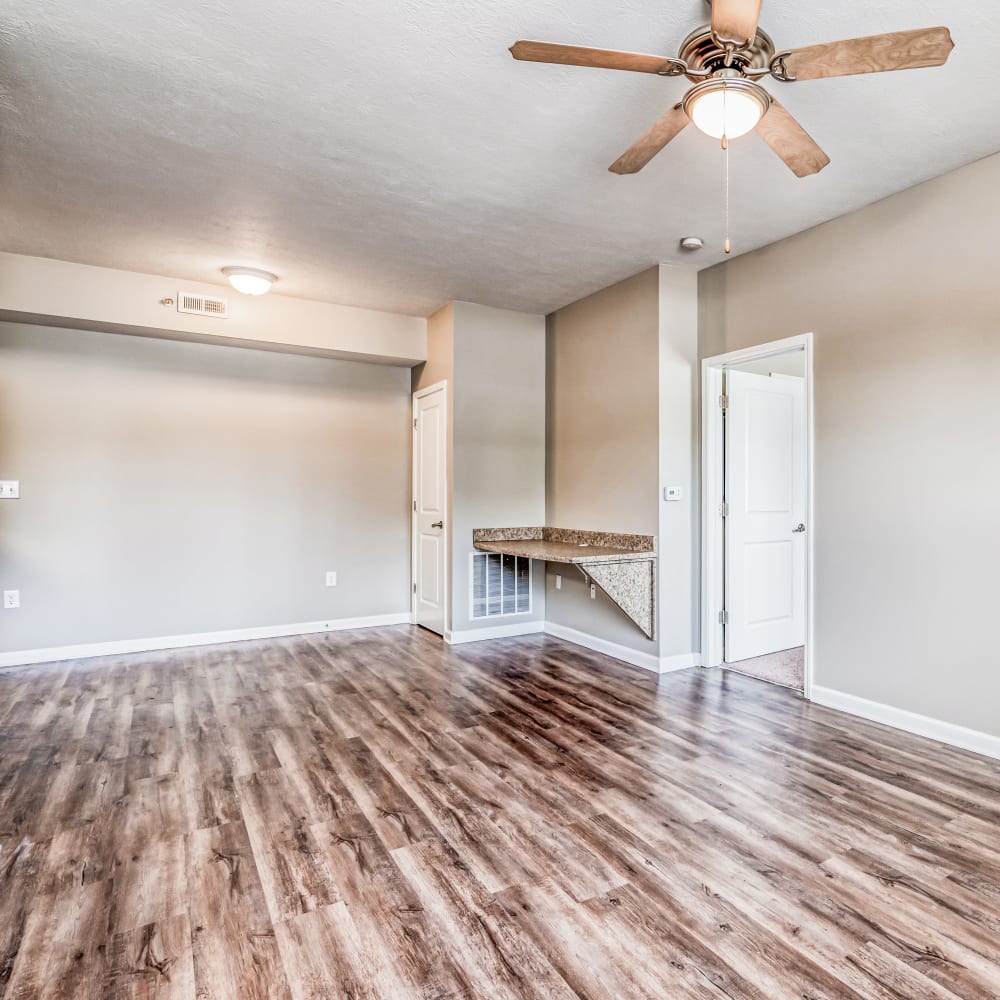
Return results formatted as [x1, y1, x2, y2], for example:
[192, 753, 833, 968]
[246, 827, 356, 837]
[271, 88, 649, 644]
[793, 523, 806, 533]
[431, 521, 443, 529]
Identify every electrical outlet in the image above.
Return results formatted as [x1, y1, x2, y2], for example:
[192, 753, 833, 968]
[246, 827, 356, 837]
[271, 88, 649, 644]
[664, 486, 683, 502]
[325, 571, 337, 587]
[590, 583, 596, 600]
[0, 481, 19, 499]
[3, 590, 20, 609]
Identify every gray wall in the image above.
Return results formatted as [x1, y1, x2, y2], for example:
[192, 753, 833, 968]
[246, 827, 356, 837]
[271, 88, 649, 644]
[452, 303, 546, 633]
[412, 303, 456, 625]
[0, 322, 411, 653]
[412, 302, 546, 636]
[546, 268, 661, 656]
[699, 151, 1000, 737]
[658, 268, 700, 660]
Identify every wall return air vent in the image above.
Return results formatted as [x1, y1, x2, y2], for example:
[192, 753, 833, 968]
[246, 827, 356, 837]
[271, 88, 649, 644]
[177, 291, 228, 318]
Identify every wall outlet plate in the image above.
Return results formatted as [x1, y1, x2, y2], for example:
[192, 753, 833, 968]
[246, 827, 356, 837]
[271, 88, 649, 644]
[3, 590, 20, 609]
[664, 486, 683, 502]
[0, 481, 19, 499]
[325, 571, 337, 587]
[590, 583, 596, 600]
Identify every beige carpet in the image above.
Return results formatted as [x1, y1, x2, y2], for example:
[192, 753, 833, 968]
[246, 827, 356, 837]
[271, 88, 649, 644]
[726, 645, 804, 691]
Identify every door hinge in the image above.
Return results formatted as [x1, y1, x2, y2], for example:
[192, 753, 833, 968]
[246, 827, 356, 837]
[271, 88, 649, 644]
[413, 500, 417, 512]
[413, 583, 417, 594]
[719, 501, 729, 518]
[719, 394, 729, 411]
[413, 417, 417, 429]
[718, 609, 728, 625]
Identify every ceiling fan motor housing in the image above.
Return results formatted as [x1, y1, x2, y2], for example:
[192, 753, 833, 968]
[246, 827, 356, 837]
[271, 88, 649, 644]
[677, 24, 776, 82]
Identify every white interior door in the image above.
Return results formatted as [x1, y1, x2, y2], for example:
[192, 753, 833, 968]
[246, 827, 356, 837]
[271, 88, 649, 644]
[725, 370, 805, 661]
[413, 383, 447, 635]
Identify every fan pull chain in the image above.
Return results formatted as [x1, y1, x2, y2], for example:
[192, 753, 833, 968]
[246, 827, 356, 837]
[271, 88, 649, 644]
[722, 82, 732, 255]
[723, 132, 731, 255]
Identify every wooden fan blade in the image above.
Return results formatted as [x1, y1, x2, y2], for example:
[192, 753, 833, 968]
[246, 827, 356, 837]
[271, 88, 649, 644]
[609, 105, 689, 175]
[510, 40, 678, 75]
[782, 27, 954, 81]
[755, 99, 830, 177]
[711, 0, 763, 46]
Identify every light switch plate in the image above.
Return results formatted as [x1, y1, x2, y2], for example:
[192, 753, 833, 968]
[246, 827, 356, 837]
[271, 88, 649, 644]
[3, 590, 19, 609]
[0, 481, 19, 499]
[325, 571, 337, 587]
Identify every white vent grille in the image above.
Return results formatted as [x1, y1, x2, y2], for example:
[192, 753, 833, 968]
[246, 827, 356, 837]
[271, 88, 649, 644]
[177, 291, 228, 318]
[470, 551, 531, 619]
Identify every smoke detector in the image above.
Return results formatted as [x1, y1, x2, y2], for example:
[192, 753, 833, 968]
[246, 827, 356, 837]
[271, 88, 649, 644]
[680, 236, 704, 252]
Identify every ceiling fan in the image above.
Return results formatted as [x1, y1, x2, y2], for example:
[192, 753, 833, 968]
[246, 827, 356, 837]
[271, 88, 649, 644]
[509, 0, 954, 177]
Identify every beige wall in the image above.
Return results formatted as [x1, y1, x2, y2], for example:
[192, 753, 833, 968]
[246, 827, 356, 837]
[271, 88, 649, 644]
[0, 252, 427, 365]
[546, 267, 661, 655]
[0, 322, 411, 654]
[699, 151, 1000, 737]
[412, 303, 455, 395]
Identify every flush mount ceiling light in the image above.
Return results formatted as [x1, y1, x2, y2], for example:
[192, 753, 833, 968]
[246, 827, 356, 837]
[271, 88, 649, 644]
[222, 266, 277, 296]
[682, 74, 770, 140]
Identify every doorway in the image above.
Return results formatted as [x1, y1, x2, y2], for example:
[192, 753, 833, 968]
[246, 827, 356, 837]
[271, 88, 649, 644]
[412, 381, 448, 635]
[702, 335, 814, 695]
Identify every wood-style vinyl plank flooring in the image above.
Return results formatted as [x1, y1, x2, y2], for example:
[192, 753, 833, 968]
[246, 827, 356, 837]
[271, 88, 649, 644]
[1, 625, 999, 998]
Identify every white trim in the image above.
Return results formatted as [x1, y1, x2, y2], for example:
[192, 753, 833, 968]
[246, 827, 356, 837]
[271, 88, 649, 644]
[412, 380, 449, 636]
[702, 334, 813, 369]
[700, 333, 816, 699]
[0, 612, 413, 669]
[701, 362, 725, 670]
[659, 652, 703, 673]
[445, 620, 545, 645]
[812, 686, 1000, 762]
[448, 620, 701, 672]
[543, 622, 662, 673]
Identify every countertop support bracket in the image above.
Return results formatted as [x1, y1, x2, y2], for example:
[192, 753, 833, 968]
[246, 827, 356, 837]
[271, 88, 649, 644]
[584, 559, 656, 640]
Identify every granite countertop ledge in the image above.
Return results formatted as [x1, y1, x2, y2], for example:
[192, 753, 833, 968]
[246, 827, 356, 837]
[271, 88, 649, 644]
[472, 527, 656, 565]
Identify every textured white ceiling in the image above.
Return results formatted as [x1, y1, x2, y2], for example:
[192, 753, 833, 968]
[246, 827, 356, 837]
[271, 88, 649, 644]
[0, 1, 996, 316]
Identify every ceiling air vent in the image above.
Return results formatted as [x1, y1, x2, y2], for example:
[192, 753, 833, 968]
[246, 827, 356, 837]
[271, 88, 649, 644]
[177, 291, 228, 318]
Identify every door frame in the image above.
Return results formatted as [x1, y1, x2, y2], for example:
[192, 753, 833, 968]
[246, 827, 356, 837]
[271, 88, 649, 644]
[411, 380, 449, 634]
[701, 333, 815, 698]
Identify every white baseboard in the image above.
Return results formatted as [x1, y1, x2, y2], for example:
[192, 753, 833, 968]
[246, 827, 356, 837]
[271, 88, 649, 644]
[659, 652, 703, 673]
[445, 621, 545, 645]
[543, 622, 663, 673]
[0, 612, 413, 669]
[448, 621, 701, 676]
[811, 686, 1000, 762]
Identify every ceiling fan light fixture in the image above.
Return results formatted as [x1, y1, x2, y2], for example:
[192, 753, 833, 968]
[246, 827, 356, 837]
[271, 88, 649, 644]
[683, 76, 771, 140]
[222, 266, 277, 296]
